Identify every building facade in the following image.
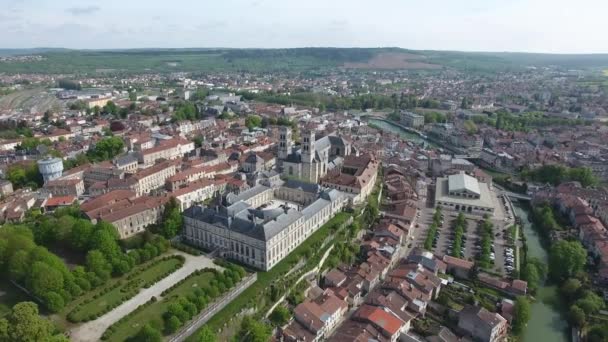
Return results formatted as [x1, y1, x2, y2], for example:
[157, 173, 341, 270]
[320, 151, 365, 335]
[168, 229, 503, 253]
[400, 111, 424, 128]
[434, 172, 496, 216]
[183, 182, 347, 270]
[280, 130, 352, 184]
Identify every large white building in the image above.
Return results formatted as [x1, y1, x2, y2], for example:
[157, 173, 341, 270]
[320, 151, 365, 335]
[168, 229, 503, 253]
[183, 180, 348, 270]
[400, 111, 425, 128]
[434, 171, 496, 216]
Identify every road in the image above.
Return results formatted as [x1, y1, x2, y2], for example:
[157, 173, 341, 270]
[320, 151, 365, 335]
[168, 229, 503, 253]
[69, 251, 222, 342]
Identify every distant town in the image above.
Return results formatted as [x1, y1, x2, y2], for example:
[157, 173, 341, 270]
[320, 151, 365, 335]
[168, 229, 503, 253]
[0, 48, 607, 342]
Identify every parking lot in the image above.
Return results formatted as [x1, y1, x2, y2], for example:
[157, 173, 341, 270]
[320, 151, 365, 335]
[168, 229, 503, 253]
[415, 206, 517, 276]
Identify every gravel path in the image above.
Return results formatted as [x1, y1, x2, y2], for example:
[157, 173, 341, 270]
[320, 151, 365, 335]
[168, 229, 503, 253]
[69, 251, 221, 342]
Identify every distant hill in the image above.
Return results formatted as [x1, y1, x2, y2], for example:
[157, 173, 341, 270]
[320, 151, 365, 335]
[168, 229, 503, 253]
[0, 47, 607, 74]
[0, 48, 72, 56]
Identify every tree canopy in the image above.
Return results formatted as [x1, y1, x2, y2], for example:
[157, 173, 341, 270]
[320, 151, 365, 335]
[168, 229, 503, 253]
[245, 115, 262, 131]
[522, 164, 599, 188]
[6, 162, 43, 189]
[512, 296, 531, 334]
[159, 197, 183, 239]
[87, 136, 125, 162]
[0, 302, 67, 342]
[549, 240, 587, 281]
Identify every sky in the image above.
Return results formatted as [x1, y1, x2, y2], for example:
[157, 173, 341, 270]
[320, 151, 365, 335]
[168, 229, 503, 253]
[1, 0, 607, 53]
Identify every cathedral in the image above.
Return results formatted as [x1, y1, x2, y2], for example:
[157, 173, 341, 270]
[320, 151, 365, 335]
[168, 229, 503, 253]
[278, 126, 352, 183]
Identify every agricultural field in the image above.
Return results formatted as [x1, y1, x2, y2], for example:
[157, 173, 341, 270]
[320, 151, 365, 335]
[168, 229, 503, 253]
[1, 48, 607, 75]
[344, 52, 440, 69]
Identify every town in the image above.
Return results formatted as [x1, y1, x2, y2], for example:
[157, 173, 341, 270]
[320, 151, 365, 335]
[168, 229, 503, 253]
[0, 47, 607, 342]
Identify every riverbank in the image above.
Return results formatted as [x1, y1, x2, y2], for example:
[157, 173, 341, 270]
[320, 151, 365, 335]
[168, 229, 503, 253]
[512, 202, 569, 342]
[368, 118, 438, 148]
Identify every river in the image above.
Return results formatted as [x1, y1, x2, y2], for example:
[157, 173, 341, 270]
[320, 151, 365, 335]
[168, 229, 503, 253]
[512, 202, 569, 342]
[368, 118, 437, 147]
[370, 117, 569, 341]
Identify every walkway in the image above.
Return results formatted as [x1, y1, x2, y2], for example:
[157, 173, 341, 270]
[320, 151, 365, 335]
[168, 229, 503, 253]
[69, 251, 222, 342]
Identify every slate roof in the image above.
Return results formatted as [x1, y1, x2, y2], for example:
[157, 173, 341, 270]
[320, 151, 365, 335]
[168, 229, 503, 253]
[114, 153, 138, 167]
[284, 179, 321, 193]
[448, 172, 480, 195]
[184, 203, 303, 241]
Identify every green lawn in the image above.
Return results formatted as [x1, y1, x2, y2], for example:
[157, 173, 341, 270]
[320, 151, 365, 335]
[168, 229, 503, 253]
[67, 256, 184, 322]
[0, 281, 33, 317]
[192, 212, 352, 340]
[103, 270, 216, 342]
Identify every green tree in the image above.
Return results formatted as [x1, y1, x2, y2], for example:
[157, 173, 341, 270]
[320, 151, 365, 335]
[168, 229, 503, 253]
[461, 97, 470, 109]
[87, 136, 125, 162]
[561, 278, 582, 299]
[86, 250, 112, 280]
[269, 306, 291, 326]
[6, 163, 43, 189]
[520, 259, 546, 293]
[569, 305, 586, 327]
[43, 292, 65, 313]
[522, 165, 598, 188]
[588, 324, 608, 342]
[197, 326, 217, 342]
[1, 302, 56, 342]
[245, 115, 262, 131]
[102, 101, 118, 116]
[8, 250, 30, 282]
[549, 240, 587, 281]
[26, 262, 64, 300]
[89, 228, 121, 258]
[69, 219, 95, 251]
[161, 197, 183, 239]
[463, 120, 478, 134]
[512, 296, 531, 334]
[132, 324, 162, 342]
[129, 91, 137, 102]
[167, 302, 189, 323]
[240, 316, 272, 342]
[165, 315, 182, 334]
[576, 291, 605, 315]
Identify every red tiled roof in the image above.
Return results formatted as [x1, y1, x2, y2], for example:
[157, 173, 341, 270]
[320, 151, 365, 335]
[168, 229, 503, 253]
[45, 196, 76, 207]
[354, 304, 403, 338]
[443, 255, 474, 270]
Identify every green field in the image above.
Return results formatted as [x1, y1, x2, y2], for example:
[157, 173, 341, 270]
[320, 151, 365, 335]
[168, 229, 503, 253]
[0, 48, 374, 74]
[1, 48, 607, 74]
[67, 256, 184, 322]
[104, 270, 216, 342]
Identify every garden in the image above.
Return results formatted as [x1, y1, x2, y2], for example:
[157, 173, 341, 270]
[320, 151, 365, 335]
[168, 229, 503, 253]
[66, 255, 184, 323]
[191, 211, 353, 340]
[102, 263, 247, 341]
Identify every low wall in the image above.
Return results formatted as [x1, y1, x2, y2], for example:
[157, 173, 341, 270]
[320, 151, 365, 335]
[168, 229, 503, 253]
[168, 273, 258, 342]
